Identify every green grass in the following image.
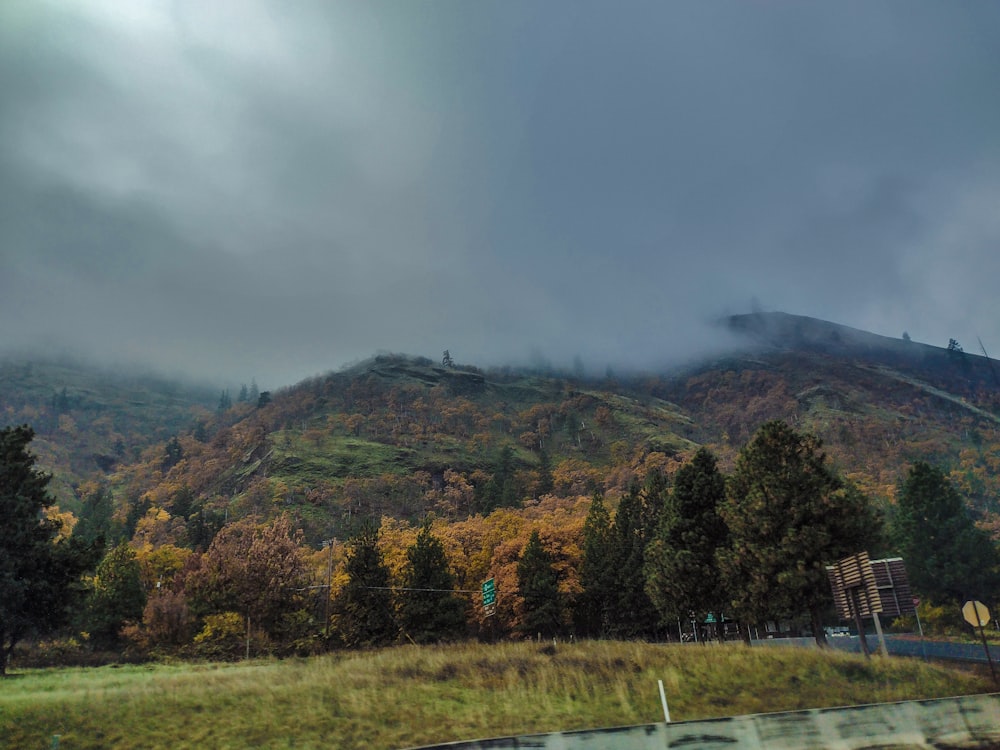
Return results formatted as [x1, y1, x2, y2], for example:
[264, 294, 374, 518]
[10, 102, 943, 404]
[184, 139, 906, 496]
[0, 640, 992, 750]
[271, 433, 412, 482]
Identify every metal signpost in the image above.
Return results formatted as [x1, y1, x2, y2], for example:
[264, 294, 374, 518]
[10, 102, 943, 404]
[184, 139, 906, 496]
[912, 597, 927, 660]
[962, 600, 997, 686]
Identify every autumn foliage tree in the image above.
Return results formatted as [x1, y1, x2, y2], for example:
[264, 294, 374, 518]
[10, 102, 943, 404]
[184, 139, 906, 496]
[185, 514, 309, 644]
[83, 541, 146, 648]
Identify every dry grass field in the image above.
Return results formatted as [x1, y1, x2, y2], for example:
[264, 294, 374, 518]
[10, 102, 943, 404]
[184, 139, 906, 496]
[0, 639, 992, 750]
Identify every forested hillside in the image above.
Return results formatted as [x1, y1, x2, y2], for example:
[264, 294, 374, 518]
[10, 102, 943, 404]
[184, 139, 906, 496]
[3, 312, 1000, 658]
[0, 356, 218, 506]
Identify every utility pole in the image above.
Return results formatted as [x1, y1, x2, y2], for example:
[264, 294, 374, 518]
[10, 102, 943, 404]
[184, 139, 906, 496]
[323, 538, 336, 639]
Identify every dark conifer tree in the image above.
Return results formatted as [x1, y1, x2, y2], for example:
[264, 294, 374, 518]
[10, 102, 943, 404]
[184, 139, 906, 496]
[576, 493, 616, 637]
[892, 461, 999, 605]
[161, 436, 183, 473]
[537, 448, 554, 496]
[608, 472, 666, 638]
[497, 445, 519, 507]
[124, 495, 150, 540]
[335, 521, 396, 648]
[720, 420, 881, 646]
[517, 529, 561, 638]
[188, 507, 224, 552]
[75, 484, 117, 547]
[644, 448, 729, 638]
[476, 445, 519, 513]
[0, 425, 98, 674]
[397, 522, 467, 643]
[170, 486, 196, 523]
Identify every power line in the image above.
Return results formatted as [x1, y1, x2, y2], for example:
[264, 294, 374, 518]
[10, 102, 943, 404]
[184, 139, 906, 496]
[298, 584, 482, 594]
[366, 586, 483, 594]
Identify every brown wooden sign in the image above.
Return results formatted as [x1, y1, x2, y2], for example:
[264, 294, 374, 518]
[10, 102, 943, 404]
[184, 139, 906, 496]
[869, 557, 914, 617]
[828, 551, 880, 620]
[827, 553, 916, 622]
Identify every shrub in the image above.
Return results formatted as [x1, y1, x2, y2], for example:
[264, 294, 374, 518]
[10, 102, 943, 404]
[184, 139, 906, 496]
[193, 612, 247, 660]
[917, 601, 967, 637]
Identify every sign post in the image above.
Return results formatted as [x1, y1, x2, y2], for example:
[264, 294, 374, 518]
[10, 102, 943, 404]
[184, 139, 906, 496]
[872, 612, 889, 657]
[913, 598, 927, 661]
[962, 600, 997, 686]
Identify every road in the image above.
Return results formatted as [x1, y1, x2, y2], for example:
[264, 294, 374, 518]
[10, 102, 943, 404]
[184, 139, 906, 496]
[754, 634, 996, 663]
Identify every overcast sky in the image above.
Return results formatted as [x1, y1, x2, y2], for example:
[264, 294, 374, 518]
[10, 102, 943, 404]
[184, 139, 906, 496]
[2, 1, 999, 388]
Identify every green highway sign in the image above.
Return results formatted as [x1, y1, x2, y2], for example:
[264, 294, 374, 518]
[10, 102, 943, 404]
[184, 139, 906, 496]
[482, 578, 496, 607]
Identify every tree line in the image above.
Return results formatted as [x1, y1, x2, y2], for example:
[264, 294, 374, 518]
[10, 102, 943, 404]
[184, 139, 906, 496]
[2, 419, 998, 672]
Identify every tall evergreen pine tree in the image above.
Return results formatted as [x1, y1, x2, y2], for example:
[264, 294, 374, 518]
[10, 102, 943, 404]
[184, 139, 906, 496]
[644, 448, 729, 638]
[892, 461, 999, 605]
[720, 420, 881, 646]
[576, 493, 616, 637]
[608, 471, 666, 638]
[335, 521, 396, 647]
[0, 425, 98, 675]
[397, 522, 467, 643]
[75, 484, 116, 547]
[517, 530, 561, 638]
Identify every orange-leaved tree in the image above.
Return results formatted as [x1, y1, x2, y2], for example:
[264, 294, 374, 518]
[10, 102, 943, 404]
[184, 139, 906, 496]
[184, 514, 310, 645]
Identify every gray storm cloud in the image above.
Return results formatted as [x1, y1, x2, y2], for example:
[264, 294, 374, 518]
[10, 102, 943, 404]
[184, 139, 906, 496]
[2, 1, 999, 387]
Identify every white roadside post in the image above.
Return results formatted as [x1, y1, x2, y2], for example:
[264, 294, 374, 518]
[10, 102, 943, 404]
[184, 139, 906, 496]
[913, 597, 927, 661]
[658, 679, 671, 723]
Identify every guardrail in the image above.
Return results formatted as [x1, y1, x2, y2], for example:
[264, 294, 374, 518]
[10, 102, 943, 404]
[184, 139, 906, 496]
[406, 692, 1000, 749]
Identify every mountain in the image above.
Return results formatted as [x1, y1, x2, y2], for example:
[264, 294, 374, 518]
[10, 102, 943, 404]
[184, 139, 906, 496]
[4, 312, 1000, 547]
[660, 314, 1000, 506]
[724, 311, 999, 388]
[0, 355, 218, 506]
